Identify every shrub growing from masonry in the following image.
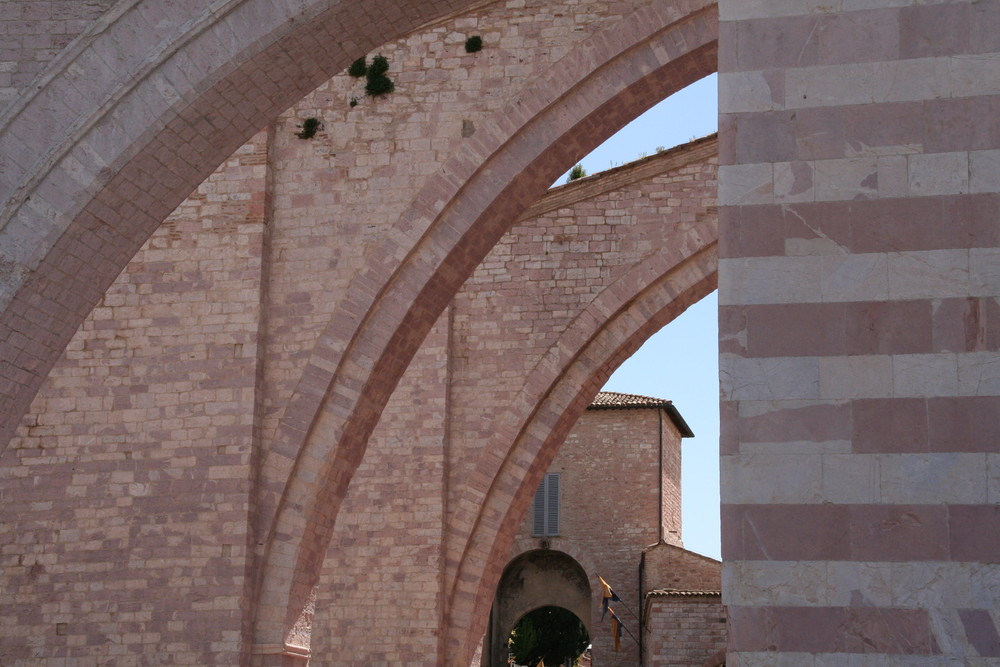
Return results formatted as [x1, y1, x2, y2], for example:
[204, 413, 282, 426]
[296, 117, 321, 139]
[465, 35, 483, 53]
[365, 55, 394, 97]
[348, 56, 367, 77]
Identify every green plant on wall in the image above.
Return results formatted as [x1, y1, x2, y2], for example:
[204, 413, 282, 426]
[368, 54, 390, 76]
[364, 54, 395, 97]
[348, 56, 367, 78]
[464, 35, 483, 53]
[567, 164, 587, 183]
[295, 117, 322, 139]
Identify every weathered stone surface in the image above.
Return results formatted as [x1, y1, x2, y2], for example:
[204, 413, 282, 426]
[720, 0, 1000, 662]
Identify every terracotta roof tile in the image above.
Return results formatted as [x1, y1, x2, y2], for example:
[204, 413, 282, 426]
[588, 392, 695, 438]
[646, 589, 722, 598]
[590, 391, 672, 409]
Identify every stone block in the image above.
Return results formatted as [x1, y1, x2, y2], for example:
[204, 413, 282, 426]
[785, 62, 874, 109]
[814, 156, 878, 201]
[822, 453, 879, 504]
[774, 161, 815, 203]
[723, 560, 830, 607]
[720, 355, 821, 401]
[819, 354, 893, 400]
[879, 453, 988, 505]
[719, 256, 823, 306]
[969, 149, 1000, 193]
[718, 162, 774, 205]
[888, 249, 970, 300]
[892, 353, 959, 398]
[821, 253, 889, 303]
[877, 154, 909, 198]
[907, 151, 969, 197]
[721, 452, 824, 503]
[969, 248, 1000, 297]
[873, 57, 952, 104]
[720, 70, 782, 113]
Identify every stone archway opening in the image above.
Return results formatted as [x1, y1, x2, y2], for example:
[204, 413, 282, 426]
[485, 550, 593, 667]
[508, 606, 591, 667]
[449, 72, 720, 662]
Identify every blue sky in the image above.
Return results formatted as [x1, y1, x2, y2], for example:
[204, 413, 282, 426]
[563, 74, 721, 559]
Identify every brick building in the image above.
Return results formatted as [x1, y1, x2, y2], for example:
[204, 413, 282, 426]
[486, 391, 725, 667]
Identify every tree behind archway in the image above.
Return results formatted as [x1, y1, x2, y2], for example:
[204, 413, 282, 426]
[509, 606, 589, 666]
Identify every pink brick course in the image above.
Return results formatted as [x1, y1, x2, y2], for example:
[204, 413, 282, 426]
[1, 129, 272, 664]
[728, 605, 939, 655]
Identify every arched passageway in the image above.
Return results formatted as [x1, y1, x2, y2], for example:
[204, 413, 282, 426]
[508, 607, 591, 667]
[487, 551, 593, 667]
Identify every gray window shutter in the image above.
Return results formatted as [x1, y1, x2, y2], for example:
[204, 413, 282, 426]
[531, 473, 560, 537]
[545, 473, 560, 536]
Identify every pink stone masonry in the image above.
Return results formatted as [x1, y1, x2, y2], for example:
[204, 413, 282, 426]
[719, 0, 1000, 662]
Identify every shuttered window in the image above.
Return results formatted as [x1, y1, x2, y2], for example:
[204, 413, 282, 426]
[531, 473, 560, 537]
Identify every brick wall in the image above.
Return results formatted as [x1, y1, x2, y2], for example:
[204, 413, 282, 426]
[310, 313, 451, 663]
[0, 127, 715, 666]
[303, 134, 716, 664]
[643, 542, 721, 594]
[0, 0, 496, 457]
[483, 408, 728, 667]
[248, 0, 714, 588]
[644, 594, 726, 667]
[0, 130, 271, 664]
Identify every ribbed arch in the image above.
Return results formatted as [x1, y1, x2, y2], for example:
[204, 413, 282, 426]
[250, 5, 719, 655]
[0, 0, 484, 451]
[445, 243, 718, 660]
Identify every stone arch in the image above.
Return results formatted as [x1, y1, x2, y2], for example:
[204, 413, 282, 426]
[0, 0, 487, 450]
[251, 3, 718, 651]
[3, 0, 720, 660]
[487, 549, 593, 667]
[507, 539, 604, 595]
[444, 241, 718, 659]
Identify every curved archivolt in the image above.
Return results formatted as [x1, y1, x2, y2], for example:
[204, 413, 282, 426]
[0, 0, 484, 450]
[252, 2, 718, 655]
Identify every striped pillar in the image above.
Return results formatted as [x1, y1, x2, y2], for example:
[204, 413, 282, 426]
[718, 1, 1000, 663]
